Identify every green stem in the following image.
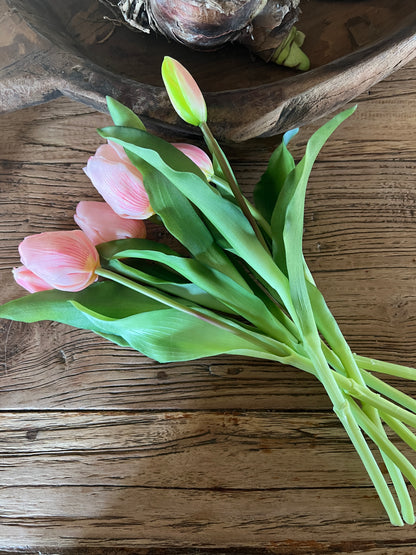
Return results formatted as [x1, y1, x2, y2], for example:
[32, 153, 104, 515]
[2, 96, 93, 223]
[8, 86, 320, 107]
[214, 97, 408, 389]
[380, 448, 414, 524]
[200, 122, 269, 252]
[306, 279, 413, 521]
[325, 345, 416, 418]
[381, 413, 416, 451]
[334, 374, 416, 430]
[355, 355, 416, 381]
[350, 400, 416, 493]
[302, 337, 402, 525]
[362, 370, 416, 416]
[323, 346, 416, 425]
[334, 393, 403, 525]
[307, 341, 414, 523]
[305, 355, 416, 433]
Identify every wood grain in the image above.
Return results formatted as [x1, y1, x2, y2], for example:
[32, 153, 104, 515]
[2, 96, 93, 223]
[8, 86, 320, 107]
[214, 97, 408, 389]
[0, 58, 416, 552]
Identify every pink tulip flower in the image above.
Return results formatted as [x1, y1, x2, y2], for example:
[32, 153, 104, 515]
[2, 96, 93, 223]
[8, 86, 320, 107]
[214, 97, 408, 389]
[74, 201, 146, 245]
[172, 143, 214, 180]
[12, 266, 53, 293]
[18, 230, 100, 292]
[84, 141, 154, 220]
[161, 56, 207, 126]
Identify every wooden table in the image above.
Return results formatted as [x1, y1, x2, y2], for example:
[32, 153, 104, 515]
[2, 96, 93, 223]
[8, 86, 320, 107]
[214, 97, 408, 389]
[1, 59, 416, 554]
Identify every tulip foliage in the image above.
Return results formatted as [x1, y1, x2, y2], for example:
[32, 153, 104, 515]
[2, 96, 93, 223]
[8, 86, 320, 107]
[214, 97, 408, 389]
[2, 58, 416, 526]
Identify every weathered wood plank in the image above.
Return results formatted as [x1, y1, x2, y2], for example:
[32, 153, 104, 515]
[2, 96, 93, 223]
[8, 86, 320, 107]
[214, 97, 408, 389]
[0, 410, 397, 489]
[0, 546, 415, 555]
[1, 317, 416, 409]
[0, 486, 416, 548]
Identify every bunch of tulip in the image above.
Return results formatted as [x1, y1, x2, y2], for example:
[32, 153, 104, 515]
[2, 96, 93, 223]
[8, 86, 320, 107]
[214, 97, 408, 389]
[2, 57, 416, 526]
[12, 133, 212, 293]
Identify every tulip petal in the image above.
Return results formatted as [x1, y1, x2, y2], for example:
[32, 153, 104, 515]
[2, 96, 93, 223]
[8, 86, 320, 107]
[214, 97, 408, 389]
[19, 230, 99, 292]
[84, 143, 154, 220]
[13, 266, 53, 293]
[172, 143, 214, 180]
[107, 140, 132, 162]
[75, 201, 146, 245]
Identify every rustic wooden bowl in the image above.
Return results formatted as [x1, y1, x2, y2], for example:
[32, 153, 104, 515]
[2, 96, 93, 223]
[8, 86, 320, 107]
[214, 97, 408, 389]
[1, 0, 415, 141]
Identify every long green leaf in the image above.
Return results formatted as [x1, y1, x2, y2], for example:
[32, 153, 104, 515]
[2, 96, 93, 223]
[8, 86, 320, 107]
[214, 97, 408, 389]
[0, 281, 164, 324]
[273, 108, 403, 523]
[272, 106, 356, 278]
[128, 150, 249, 290]
[71, 299, 308, 366]
[253, 128, 298, 222]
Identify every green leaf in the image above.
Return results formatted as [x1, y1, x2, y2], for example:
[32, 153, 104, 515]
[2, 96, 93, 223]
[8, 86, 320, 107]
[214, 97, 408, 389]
[106, 96, 146, 130]
[253, 128, 298, 222]
[0, 281, 163, 328]
[71, 299, 300, 364]
[280, 106, 356, 336]
[0, 277, 257, 361]
[271, 107, 356, 277]
[126, 149, 249, 290]
[72, 301, 242, 362]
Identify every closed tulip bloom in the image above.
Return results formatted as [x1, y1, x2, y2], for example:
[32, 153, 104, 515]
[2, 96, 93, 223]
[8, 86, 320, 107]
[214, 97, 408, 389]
[84, 141, 154, 220]
[162, 56, 207, 126]
[13, 266, 53, 293]
[18, 230, 100, 292]
[74, 201, 146, 245]
[172, 143, 214, 180]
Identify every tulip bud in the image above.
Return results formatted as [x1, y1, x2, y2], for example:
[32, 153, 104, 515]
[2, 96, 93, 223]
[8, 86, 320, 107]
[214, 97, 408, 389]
[161, 56, 207, 126]
[74, 201, 146, 245]
[18, 230, 100, 292]
[12, 266, 53, 293]
[84, 141, 154, 220]
[172, 143, 214, 180]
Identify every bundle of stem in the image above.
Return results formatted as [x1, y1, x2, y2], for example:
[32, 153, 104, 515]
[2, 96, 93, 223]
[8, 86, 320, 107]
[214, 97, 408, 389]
[194, 119, 416, 526]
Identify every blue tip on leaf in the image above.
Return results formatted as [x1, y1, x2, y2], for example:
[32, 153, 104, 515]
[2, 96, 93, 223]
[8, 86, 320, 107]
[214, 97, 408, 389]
[283, 128, 299, 146]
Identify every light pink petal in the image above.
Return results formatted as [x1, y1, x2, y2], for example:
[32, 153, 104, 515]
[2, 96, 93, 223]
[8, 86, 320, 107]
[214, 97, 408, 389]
[172, 143, 214, 180]
[19, 230, 99, 292]
[13, 266, 53, 293]
[75, 201, 146, 245]
[107, 140, 132, 163]
[84, 157, 153, 219]
[92, 142, 129, 164]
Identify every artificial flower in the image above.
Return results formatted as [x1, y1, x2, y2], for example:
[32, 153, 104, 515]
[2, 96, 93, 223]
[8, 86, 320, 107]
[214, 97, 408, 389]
[84, 141, 154, 219]
[172, 143, 214, 180]
[18, 230, 99, 292]
[12, 266, 53, 293]
[74, 201, 146, 245]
